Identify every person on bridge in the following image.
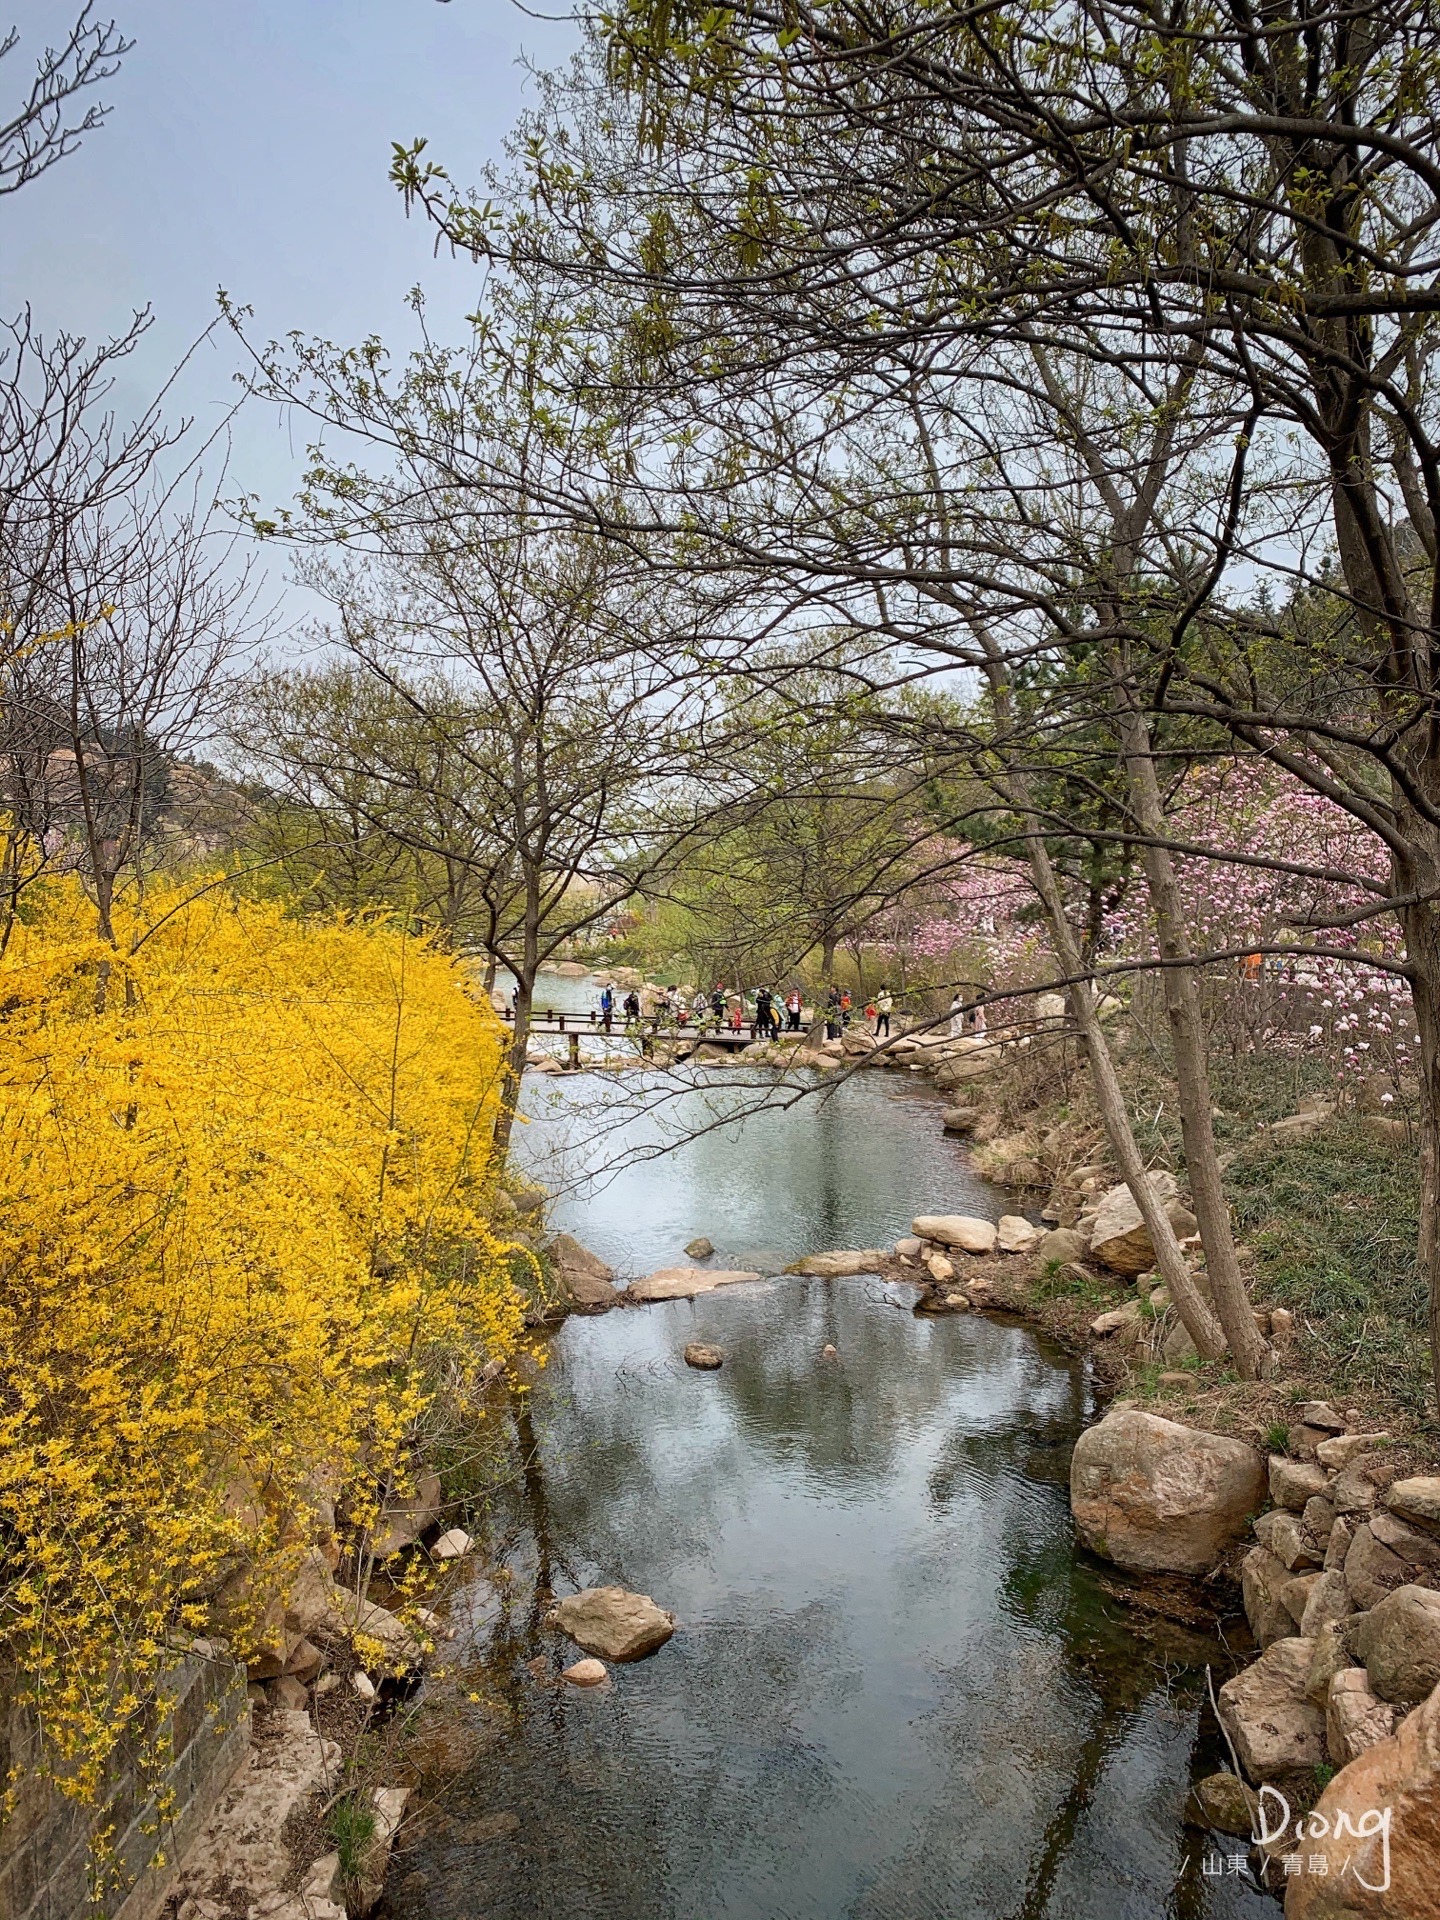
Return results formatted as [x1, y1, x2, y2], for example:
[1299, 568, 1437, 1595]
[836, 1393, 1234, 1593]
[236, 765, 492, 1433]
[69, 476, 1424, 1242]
[692, 989, 709, 1028]
[755, 986, 776, 1040]
[599, 983, 615, 1033]
[824, 988, 841, 1040]
[623, 989, 641, 1024]
[875, 988, 893, 1038]
[710, 985, 727, 1026]
[785, 989, 803, 1032]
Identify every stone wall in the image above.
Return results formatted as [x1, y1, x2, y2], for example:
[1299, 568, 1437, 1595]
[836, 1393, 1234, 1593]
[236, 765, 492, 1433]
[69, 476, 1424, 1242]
[0, 1648, 250, 1920]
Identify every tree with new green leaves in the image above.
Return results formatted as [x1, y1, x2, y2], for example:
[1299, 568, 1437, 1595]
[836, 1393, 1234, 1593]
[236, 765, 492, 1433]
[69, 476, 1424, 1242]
[235, 289, 730, 1153]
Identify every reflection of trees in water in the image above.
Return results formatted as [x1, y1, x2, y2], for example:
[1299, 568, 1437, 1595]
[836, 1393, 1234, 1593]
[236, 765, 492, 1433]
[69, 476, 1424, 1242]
[423, 1284, 1243, 1920]
[986, 1485, 1235, 1920]
[704, 1296, 1077, 1491]
[893, 1338, 1244, 1920]
[504, 1295, 1083, 1613]
[514, 1066, 1000, 1276]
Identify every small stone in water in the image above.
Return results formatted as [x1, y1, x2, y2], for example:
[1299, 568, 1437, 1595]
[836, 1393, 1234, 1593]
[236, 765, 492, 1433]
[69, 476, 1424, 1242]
[685, 1236, 715, 1259]
[562, 1657, 609, 1687]
[684, 1342, 724, 1369]
[822, 1343, 839, 1359]
[432, 1527, 473, 1560]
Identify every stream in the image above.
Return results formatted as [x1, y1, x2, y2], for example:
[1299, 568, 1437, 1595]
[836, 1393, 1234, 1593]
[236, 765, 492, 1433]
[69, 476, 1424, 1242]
[388, 975, 1276, 1919]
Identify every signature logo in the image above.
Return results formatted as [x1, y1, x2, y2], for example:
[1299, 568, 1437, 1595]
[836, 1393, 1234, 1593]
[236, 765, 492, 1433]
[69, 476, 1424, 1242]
[1204, 1786, 1395, 1891]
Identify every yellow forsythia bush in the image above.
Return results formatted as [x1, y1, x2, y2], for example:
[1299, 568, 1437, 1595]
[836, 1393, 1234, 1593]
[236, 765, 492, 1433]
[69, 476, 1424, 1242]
[0, 877, 526, 1797]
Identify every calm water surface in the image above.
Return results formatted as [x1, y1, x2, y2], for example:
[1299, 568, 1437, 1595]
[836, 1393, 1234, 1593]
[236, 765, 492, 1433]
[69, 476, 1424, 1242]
[390, 1010, 1275, 1920]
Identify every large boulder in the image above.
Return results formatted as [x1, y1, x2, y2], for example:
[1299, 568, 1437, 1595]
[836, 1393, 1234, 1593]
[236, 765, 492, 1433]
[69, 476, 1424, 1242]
[369, 1467, 443, 1559]
[282, 1547, 348, 1641]
[1284, 1680, 1440, 1919]
[1372, 1513, 1440, 1578]
[786, 1249, 889, 1277]
[1090, 1299, 1145, 1339]
[1037, 1227, 1087, 1265]
[1325, 1515, 1358, 1572]
[1333, 1456, 1392, 1517]
[549, 1587, 676, 1662]
[628, 1266, 761, 1301]
[912, 1214, 998, 1253]
[1327, 1668, 1399, 1768]
[551, 1233, 618, 1310]
[996, 1214, 1041, 1253]
[1245, 1546, 1303, 1648]
[1254, 1508, 1325, 1571]
[1216, 1636, 1326, 1780]
[1316, 1431, 1393, 1469]
[279, 1549, 422, 1672]
[1307, 1619, 1359, 1708]
[1299, 1569, 1356, 1639]
[1281, 1572, 1325, 1629]
[328, 1590, 424, 1675]
[1269, 1457, 1331, 1513]
[1184, 1771, 1259, 1836]
[1352, 1586, 1440, 1706]
[1302, 1495, 1338, 1548]
[1087, 1172, 1191, 1275]
[1387, 1477, 1440, 1535]
[1344, 1522, 1413, 1610]
[1069, 1409, 1267, 1574]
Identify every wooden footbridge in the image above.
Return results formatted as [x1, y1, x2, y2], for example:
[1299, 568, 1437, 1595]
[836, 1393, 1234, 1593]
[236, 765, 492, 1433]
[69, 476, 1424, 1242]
[504, 1007, 772, 1067]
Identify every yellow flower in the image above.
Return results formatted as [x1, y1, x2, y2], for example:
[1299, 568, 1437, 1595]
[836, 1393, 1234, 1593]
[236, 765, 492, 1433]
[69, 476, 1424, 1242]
[0, 876, 526, 1810]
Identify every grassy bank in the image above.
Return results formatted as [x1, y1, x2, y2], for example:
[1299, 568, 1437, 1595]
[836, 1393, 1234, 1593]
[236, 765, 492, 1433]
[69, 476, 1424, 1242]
[961, 1024, 1433, 1428]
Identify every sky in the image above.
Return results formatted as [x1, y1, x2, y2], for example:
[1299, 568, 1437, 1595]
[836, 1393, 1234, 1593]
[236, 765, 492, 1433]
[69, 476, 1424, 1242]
[0, 0, 580, 636]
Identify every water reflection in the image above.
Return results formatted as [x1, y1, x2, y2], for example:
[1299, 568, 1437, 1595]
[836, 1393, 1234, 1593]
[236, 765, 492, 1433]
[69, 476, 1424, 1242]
[520, 1065, 1005, 1274]
[388, 1059, 1275, 1920]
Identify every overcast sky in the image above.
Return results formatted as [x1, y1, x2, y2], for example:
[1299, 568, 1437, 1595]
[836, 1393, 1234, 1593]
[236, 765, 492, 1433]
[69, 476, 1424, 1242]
[1, 0, 579, 636]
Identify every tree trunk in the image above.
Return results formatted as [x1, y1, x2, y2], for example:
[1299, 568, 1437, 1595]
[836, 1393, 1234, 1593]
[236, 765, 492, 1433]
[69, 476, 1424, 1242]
[1399, 888, 1440, 1416]
[1114, 696, 1269, 1378]
[494, 970, 531, 1162]
[981, 658, 1227, 1357]
[1045, 893, 1228, 1361]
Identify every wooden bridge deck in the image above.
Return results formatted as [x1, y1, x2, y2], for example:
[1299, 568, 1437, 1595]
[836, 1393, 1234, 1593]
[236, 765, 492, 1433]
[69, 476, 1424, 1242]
[504, 1010, 778, 1059]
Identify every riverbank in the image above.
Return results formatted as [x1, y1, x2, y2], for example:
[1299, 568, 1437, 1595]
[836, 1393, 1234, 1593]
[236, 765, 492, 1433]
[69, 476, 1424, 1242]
[177, 1025, 1437, 1919]
[515, 1024, 1440, 1913]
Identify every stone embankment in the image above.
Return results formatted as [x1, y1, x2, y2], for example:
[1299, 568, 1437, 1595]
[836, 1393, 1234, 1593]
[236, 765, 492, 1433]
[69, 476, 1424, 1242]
[162, 1455, 484, 1918]
[1069, 1396, 1440, 1912]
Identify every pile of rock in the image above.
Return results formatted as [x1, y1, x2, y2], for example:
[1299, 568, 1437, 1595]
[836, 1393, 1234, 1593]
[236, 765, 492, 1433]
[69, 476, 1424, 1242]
[900, 1210, 1040, 1309]
[1071, 1402, 1440, 1896]
[1231, 1410, 1440, 1775]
